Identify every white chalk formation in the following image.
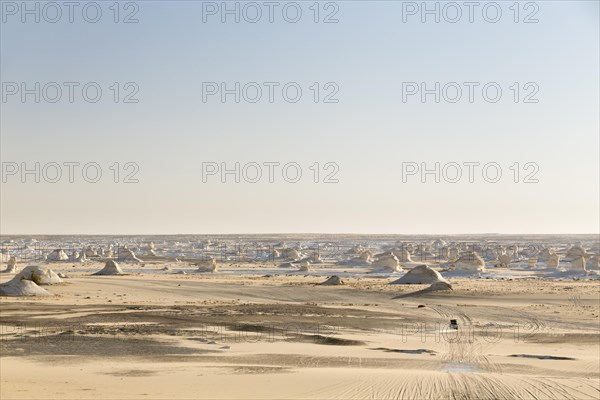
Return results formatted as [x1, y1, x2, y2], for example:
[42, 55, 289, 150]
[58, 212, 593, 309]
[347, 245, 365, 255]
[320, 275, 344, 285]
[453, 251, 486, 271]
[358, 250, 373, 264]
[569, 256, 587, 271]
[308, 253, 323, 264]
[2, 256, 17, 273]
[85, 246, 98, 257]
[496, 253, 512, 268]
[0, 279, 50, 296]
[146, 242, 157, 256]
[527, 256, 538, 268]
[565, 244, 588, 260]
[11, 265, 63, 285]
[93, 260, 125, 275]
[392, 249, 413, 263]
[117, 247, 144, 263]
[391, 265, 447, 285]
[298, 260, 311, 271]
[283, 248, 302, 261]
[587, 254, 600, 269]
[546, 252, 561, 268]
[46, 249, 69, 261]
[372, 253, 402, 272]
[428, 281, 453, 291]
[197, 258, 218, 272]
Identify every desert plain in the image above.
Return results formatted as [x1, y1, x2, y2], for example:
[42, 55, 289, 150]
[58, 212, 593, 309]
[0, 234, 599, 399]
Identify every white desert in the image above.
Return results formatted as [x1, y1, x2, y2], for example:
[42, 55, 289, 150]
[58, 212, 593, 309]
[0, 234, 599, 400]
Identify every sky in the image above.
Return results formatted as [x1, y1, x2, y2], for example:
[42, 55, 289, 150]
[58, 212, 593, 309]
[0, 0, 599, 234]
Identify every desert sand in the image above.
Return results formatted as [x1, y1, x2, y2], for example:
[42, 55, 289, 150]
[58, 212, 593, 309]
[1, 234, 599, 399]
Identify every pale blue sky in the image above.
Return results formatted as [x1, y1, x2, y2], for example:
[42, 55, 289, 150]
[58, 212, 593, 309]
[1, 1, 598, 234]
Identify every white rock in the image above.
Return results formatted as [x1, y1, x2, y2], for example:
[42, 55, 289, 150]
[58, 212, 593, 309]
[546, 252, 561, 268]
[358, 250, 373, 264]
[569, 256, 587, 271]
[391, 249, 413, 263]
[320, 276, 344, 285]
[85, 246, 98, 257]
[428, 281, 453, 291]
[527, 257, 537, 267]
[283, 249, 302, 261]
[347, 244, 365, 255]
[454, 251, 486, 271]
[566, 244, 588, 260]
[391, 265, 447, 285]
[2, 256, 17, 273]
[496, 252, 512, 268]
[11, 265, 63, 285]
[537, 247, 555, 262]
[117, 247, 143, 263]
[372, 253, 402, 272]
[0, 279, 50, 296]
[298, 260, 311, 271]
[197, 258, 218, 272]
[587, 254, 600, 269]
[93, 260, 125, 275]
[46, 249, 69, 261]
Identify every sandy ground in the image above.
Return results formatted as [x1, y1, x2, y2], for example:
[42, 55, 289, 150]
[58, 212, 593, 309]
[1, 262, 599, 399]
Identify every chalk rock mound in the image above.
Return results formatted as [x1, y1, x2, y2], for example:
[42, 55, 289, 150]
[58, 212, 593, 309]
[270, 249, 281, 259]
[320, 275, 344, 285]
[495, 253, 512, 268]
[2, 256, 17, 273]
[93, 260, 125, 275]
[546, 252, 561, 268]
[431, 239, 447, 250]
[308, 253, 323, 264]
[117, 247, 143, 263]
[391, 265, 447, 284]
[358, 250, 373, 264]
[447, 247, 461, 261]
[428, 281, 453, 291]
[283, 248, 302, 261]
[12, 265, 63, 285]
[527, 256, 538, 267]
[569, 256, 587, 271]
[197, 258, 218, 272]
[85, 246, 99, 257]
[587, 254, 600, 269]
[537, 247, 555, 262]
[146, 242, 157, 256]
[566, 244, 588, 260]
[347, 244, 365, 255]
[454, 251, 486, 271]
[372, 253, 402, 272]
[47, 249, 69, 261]
[73, 250, 87, 262]
[298, 260, 311, 271]
[391, 249, 413, 263]
[0, 279, 50, 296]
